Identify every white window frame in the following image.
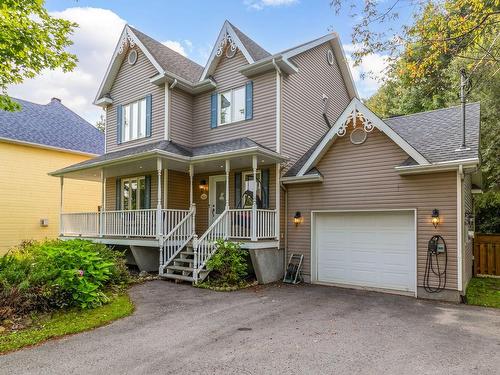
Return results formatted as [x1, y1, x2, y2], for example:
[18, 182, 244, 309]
[121, 176, 146, 210]
[121, 97, 147, 142]
[218, 86, 246, 126]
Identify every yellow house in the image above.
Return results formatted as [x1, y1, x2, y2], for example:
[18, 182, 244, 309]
[0, 98, 104, 254]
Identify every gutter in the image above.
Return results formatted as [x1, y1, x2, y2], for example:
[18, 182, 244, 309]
[149, 72, 215, 94]
[281, 173, 324, 184]
[395, 158, 479, 175]
[0, 137, 100, 158]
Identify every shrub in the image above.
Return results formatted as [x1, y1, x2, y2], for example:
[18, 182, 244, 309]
[205, 240, 248, 285]
[0, 240, 130, 319]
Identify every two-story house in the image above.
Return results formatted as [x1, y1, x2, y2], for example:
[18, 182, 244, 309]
[52, 21, 481, 302]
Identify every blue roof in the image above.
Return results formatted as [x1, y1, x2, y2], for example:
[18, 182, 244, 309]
[0, 98, 104, 155]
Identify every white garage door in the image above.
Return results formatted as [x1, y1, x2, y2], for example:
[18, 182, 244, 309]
[314, 211, 416, 293]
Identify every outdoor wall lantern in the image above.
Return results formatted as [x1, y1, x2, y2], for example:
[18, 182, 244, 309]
[293, 211, 303, 227]
[199, 179, 208, 193]
[431, 209, 440, 228]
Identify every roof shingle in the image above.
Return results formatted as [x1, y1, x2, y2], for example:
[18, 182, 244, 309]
[0, 98, 104, 155]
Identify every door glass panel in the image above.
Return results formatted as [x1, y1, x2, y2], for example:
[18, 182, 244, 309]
[215, 180, 225, 214]
[123, 181, 130, 210]
[130, 179, 138, 210]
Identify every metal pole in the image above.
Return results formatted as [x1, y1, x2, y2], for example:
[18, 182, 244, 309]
[460, 69, 467, 149]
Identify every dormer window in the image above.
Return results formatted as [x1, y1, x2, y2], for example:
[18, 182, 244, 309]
[218, 86, 246, 125]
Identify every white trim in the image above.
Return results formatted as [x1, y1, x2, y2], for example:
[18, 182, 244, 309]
[396, 158, 479, 174]
[200, 21, 255, 81]
[238, 240, 279, 249]
[281, 174, 324, 184]
[209, 174, 226, 224]
[94, 25, 164, 104]
[457, 167, 464, 291]
[217, 85, 246, 126]
[310, 208, 418, 297]
[164, 84, 170, 141]
[60, 236, 160, 247]
[275, 67, 282, 153]
[94, 97, 113, 107]
[297, 98, 430, 176]
[0, 137, 100, 157]
[120, 176, 146, 210]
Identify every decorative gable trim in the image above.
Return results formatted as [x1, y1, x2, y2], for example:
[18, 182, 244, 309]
[200, 21, 255, 81]
[94, 25, 164, 106]
[296, 98, 430, 176]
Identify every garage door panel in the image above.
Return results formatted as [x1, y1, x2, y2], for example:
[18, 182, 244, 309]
[315, 211, 416, 293]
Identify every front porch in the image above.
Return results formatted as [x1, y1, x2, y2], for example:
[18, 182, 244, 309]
[52, 141, 284, 281]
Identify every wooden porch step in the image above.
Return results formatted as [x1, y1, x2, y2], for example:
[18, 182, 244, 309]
[160, 273, 194, 283]
[174, 258, 194, 264]
[165, 265, 194, 273]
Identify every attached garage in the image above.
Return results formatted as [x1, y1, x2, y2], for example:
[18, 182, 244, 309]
[312, 210, 416, 295]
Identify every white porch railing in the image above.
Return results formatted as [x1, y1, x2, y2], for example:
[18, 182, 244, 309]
[193, 209, 229, 282]
[103, 209, 157, 237]
[192, 208, 277, 282]
[61, 212, 99, 237]
[60, 208, 191, 238]
[160, 207, 195, 274]
[228, 209, 277, 239]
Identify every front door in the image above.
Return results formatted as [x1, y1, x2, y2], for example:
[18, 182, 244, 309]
[209, 175, 227, 224]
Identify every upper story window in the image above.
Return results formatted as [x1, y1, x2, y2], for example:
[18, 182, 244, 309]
[219, 86, 246, 125]
[211, 81, 252, 129]
[122, 98, 147, 142]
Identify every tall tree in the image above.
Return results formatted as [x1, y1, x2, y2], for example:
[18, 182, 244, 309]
[0, 0, 77, 111]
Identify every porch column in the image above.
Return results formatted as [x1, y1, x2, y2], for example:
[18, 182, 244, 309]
[100, 170, 105, 237]
[59, 176, 64, 235]
[189, 164, 194, 208]
[251, 155, 257, 241]
[225, 159, 230, 239]
[156, 158, 163, 237]
[275, 163, 280, 241]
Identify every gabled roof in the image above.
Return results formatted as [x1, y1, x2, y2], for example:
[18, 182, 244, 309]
[285, 99, 481, 178]
[384, 102, 480, 164]
[200, 21, 270, 80]
[129, 27, 204, 83]
[0, 98, 104, 155]
[95, 25, 205, 104]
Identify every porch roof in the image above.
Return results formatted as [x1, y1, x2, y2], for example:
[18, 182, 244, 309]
[50, 137, 285, 181]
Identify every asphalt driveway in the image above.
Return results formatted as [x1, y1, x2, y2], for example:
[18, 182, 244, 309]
[1, 281, 499, 374]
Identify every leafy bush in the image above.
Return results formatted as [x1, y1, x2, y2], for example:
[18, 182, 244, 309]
[205, 240, 248, 285]
[475, 191, 500, 234]
[0, 240, 129, 319]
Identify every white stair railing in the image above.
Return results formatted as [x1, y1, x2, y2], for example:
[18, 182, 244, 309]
[159, 207, 195, 275]
[192, 209, 229, 283]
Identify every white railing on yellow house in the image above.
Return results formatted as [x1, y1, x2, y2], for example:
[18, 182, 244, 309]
[60, 212, 100, 237]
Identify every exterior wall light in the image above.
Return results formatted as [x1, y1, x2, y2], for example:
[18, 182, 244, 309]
[199, 179, 208, 193]
[293, 211, 303, 226]
[431, 209, 440, 228]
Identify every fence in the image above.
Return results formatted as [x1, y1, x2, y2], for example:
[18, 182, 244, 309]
[474, 234, 500, 276]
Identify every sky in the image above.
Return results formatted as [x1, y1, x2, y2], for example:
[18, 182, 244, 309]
[8, 0, 398, 125]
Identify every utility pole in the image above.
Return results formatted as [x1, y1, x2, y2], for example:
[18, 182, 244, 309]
[459, 68, 469, 150]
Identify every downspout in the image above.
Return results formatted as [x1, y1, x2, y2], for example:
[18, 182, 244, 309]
[272, 59, 282, 154]
[457, 164, 464, 292]
[281, 181, 288, 272]
[164, 79, 178, 142]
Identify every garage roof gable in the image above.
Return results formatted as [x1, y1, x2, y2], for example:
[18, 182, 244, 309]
[295, 98, 430, 177]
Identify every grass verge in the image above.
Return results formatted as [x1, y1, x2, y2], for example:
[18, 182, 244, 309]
[466, 277, 500, 308]
[0, 293, 134, 354]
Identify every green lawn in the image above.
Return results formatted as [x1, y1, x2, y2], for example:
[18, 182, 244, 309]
[466, 277, 500, 308]
[0, 294, 134, 354]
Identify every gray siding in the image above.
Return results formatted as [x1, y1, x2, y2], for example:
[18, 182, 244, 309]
[192, 51, 276, 149]
[281, 42, 351, 169]
[286, 128, 459, 291]
[169, 88, 193, 147]
[462, 174, 473, 291]
[106, 48, 165, 152]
